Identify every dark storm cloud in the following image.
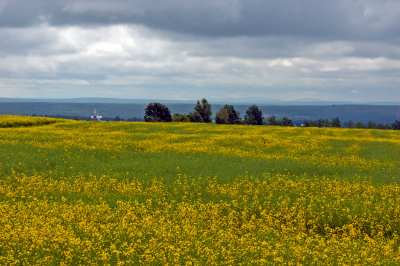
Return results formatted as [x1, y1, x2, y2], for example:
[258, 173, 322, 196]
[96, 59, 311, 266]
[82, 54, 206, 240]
[0, 0, 399, 40]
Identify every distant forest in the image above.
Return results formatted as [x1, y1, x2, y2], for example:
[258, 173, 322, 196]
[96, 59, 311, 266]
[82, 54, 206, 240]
[0, 102, 399, 126]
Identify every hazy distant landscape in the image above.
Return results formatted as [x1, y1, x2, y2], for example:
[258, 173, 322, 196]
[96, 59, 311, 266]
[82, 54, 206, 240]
[0, 98, 399, 124]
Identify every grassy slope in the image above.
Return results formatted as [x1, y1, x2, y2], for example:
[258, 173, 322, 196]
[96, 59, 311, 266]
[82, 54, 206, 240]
[1, 116, 400, 264]
[1, 117, 399, 206]
[1, 117, 398, 182]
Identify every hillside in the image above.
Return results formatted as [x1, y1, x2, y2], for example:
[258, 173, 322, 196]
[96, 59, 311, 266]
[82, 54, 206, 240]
[0, 116, 400, 264]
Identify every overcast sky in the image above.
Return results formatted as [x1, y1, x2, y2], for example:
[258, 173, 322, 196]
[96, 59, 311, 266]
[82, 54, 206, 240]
[0, 0, 399, 102]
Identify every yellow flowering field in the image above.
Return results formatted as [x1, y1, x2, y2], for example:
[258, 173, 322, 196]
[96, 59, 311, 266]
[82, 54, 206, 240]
[0, 115, 400, 264]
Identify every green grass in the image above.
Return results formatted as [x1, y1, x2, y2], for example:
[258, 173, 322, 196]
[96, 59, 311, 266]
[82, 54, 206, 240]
[0, 120, 399, 185]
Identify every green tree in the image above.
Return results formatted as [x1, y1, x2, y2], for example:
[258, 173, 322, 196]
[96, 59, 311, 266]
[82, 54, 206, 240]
[354, 121, 365, 128]
[215, 108, 229, 124]
[281, 116, 293, 127]
[244, 105, 263, 125]
[330, 117, 341, 127]
[144, 102, 172, 122]
[303, 120, 317, 127]
[223, 104, 241, 124]
[383, 123, 392, 130]
[188, 111, 203, 122]
[392, 120, 400, 130]
[367, 120, 377, 129]
[194, 98, 212, 123]
[113, 116, 122, 121]
[267, 115, 278, 126]
[347, 120, 354, 128]
[317, 118, 330, 128]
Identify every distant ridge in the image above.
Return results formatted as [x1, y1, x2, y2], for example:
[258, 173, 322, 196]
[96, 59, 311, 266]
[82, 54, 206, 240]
[0, 100, 399, 124]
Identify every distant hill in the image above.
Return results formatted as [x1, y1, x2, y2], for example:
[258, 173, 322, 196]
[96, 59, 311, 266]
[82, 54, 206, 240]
[0, 101, 399, 124]
[1, 97, 399, 106]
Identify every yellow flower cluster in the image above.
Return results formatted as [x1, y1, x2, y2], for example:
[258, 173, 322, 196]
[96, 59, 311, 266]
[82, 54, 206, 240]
[1, 173, 400, 264]
[0, 116, 399, 264]
[0, 115, 60, 128]
[0, 118, 398, 171]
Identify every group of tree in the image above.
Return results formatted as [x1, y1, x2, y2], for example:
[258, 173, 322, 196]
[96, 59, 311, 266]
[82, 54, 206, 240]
[346, 120, 400, 130]
[145, 99, 264, 125]
[266, 115, 293, 126]
[302, 117, 341, 128]
[301, 118, 400, 130]
[144, 99, 400, 130]
[169, 98, 213, 123]
[215, 104, 242, 124]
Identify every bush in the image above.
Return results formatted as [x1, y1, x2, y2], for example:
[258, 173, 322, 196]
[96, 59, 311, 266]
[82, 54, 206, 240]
[188, 111, 203, 122]
[172, 113, 190, 122]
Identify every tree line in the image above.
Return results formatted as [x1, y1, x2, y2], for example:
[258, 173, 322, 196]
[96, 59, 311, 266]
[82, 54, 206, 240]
[144, 99, 400, 130]
[144, 99, 266, 125]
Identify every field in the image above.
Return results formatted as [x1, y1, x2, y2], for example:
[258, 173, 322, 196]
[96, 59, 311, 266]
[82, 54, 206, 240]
[0, 115, 400, 264]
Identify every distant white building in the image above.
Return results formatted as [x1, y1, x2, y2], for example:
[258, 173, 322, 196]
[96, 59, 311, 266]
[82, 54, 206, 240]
[90, 109, 103, 121]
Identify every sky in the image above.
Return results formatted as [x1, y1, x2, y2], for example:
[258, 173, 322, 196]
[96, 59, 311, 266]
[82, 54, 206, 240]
[0, 0, 399, 103]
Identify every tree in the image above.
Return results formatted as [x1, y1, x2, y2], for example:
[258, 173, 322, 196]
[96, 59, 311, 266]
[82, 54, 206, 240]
[367, 120, 376, 129]
[383, 123, 392, 130]
[215, 108, 229, 124]
[113, 115, 122, 121]
[303, 120, 317, 127]
[144, 102, 172, 122]
[354, 121, 365, 128]
[215, 105, 241, 124]
[244, 105, 263, 125]
[392, 120, 400, 130]
[188, 111, 203, 122]
[194, 98, 212, 123]
[172, 113, 190, 122]
[224, 104, 241, 124]
[330, 117, 341, 128]
[317, 118, 330, 128]
[347, 120, 354, 128]
[281, 116, 293, 127]
[267, 115, 278, 126]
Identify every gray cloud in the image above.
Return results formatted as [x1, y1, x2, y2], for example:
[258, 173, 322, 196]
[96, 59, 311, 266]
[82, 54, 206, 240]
[0, 0, 399, 41]
[0, 1, 399, 102]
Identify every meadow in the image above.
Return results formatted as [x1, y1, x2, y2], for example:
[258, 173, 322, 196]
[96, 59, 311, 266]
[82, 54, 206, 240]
[0, 115, 399, 264]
